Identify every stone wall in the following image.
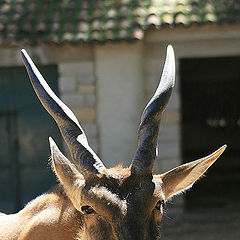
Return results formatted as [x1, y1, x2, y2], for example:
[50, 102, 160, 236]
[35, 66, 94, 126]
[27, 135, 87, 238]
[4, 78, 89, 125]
[59, 61, 99, 155]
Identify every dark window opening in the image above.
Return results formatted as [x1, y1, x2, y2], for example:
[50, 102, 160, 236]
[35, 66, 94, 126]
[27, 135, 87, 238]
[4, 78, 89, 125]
[180, 56, 240, 210]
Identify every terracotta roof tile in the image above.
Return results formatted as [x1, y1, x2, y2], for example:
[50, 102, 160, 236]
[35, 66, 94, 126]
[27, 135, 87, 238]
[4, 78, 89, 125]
[0, 0, 239, 44]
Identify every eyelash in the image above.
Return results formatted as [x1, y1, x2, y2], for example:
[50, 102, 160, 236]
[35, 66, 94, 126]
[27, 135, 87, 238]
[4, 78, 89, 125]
[81, 205, 95, 214]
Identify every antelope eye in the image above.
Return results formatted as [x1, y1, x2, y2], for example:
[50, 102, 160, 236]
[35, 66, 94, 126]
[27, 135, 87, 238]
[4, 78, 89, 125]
[81, 205, 95, 214]
[155, 200, 165, 210]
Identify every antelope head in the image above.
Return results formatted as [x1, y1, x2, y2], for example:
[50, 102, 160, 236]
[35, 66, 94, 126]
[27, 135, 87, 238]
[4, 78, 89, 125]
[21, 46, 226, 240]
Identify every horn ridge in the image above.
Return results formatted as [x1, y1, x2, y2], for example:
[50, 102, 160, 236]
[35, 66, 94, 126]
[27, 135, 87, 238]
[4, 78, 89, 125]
[21, 49, 105, 177]
[131, 45, 175, 175]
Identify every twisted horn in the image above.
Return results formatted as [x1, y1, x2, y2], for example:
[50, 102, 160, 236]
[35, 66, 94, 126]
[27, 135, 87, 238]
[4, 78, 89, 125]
[21, 49, 105, 178]
[131, 45, 175, 174]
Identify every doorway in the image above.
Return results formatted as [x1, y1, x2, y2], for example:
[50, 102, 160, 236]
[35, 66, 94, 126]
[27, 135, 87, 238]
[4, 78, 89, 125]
[0, 65, 61, 213]
[180, 56, 240, 210]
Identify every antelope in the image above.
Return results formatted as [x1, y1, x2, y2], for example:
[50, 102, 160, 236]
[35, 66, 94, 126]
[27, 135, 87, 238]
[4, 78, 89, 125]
[0, 45, 226, 240]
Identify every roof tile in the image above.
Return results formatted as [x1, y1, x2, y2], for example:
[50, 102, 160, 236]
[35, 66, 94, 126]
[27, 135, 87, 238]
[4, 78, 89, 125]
[0, 0, 239, 44]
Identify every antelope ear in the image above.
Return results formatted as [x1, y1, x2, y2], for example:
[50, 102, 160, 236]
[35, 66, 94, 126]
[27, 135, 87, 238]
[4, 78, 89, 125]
[158, 145, 226, 200]
[49, 137, 85, 207]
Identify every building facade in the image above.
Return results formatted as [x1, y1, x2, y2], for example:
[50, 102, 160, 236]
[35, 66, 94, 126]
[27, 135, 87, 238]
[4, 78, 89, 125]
[0, 0, 240, 214]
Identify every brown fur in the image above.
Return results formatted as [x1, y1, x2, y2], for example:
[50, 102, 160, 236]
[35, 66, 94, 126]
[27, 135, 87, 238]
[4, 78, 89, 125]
[0, 185, 82, 240]
[0, 146, 226, 240]
[103, 166, 131, 181]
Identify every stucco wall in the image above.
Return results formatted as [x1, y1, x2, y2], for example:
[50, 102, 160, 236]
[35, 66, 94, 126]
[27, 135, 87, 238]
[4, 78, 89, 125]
[95, 42, 144, 168]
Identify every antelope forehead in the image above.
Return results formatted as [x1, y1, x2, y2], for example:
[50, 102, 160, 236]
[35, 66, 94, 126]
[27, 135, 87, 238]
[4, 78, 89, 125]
[89, 186, 127, 214]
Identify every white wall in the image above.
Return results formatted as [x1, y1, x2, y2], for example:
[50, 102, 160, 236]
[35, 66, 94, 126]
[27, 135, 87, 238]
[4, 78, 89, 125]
[95, 42, 144, 168]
